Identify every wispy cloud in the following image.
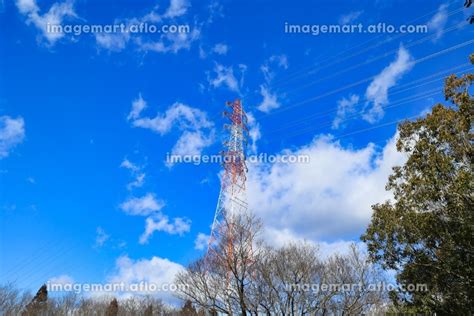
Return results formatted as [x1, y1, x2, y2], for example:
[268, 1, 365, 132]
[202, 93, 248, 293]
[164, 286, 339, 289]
[427, 3, 448, 40]
[48, 274, 75, 287]
[120, 193, 165, 216]
[120, 158, 146, 190]
[163, 0, 190, 18]
[194, 233, 210, 250]
[170, 130, 214, 159]
[257, 85, 281, 113]
[128, 94, 147, 121]
[94, 227, 110, 248]
[212, 43, 228, 55]
[246, 112, 261, 153]
[120, 193, 190, 243]
[332, 94, 359, 129]
[95, 0, 200, 54]
[363, 46, 414, 123]
[0, 115, 25, 159]
[338, 10, 363, 24]
[207, 63, 243, 93]
[129, 99, 212, 135]
[140, 215, 191, 244]
[257, 55, 288, 113]
[120, 159, 140, 173]
[95, 31, 130, 52]
[260, 54, 288, 83]
[15, 0, 77, 45]
[127, 95, 215, 162]
[136, 27, 201, 54]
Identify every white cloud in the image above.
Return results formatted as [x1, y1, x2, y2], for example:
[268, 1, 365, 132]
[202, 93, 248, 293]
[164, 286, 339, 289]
[363, 46, 414, 123]
[427, 3, 448, 40]
[139, 215, 191, 244]
[212, 43, 228, 55]
[257, 85, 281, 113]
[15, 0, 77, 44]
[16, 0, 38, 14]
[94, 18, 132, 52]
[169, 130, 214, 165]
[163, 0, 190, 18]
[247, 133, 406, 245]
[95, 1, 200, 54]
[261, 54, 289, 83]
[332, 94, 359, 129]
[95, 227, 110, 248]
[95, 32, 130, 52]
[269, 54, 288, 69]
[246, 112, 261, 153]
[198, 46, 207, 59]
[238, 64, 247, 88]
[120, 192, 190, 242]
[0, 116, 25, 159]
[136, 27, 201, 54]
[128, 97, 214, 160]
[16, 0, 196, 54]
[260, 227, 365, 259]
[194, 233, 210, 250]
[48, 274, 75, 286]
[128, 173, 145, 190]
[318, 240, 366, 258]
[130, 101, 213, 135]
[107, 255, 184, 304]
[256, 55, 287, 113]
[339, 10, 363, 24]
[206, 0, 224, 24]
[120, 159, 139, 172]
[120, 193, 165, 216]
[208, 63, 241, 92]
[120, 158, 146, 190]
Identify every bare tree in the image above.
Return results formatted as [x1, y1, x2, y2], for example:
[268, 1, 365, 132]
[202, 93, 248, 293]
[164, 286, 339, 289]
[51, 292, 78, 315]
[324, 244, 388, 314]
[176, 210, 390, 315]
[0, 283, 32, 316]
[176, 211, 262, 315]
[251, 243, 337, 316]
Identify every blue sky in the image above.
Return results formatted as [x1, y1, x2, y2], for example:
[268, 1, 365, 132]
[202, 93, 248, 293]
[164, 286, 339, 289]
[0, 0, 473, 303]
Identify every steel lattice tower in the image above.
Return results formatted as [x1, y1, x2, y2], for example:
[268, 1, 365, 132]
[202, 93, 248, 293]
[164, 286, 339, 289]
[207, 99, 251, 272]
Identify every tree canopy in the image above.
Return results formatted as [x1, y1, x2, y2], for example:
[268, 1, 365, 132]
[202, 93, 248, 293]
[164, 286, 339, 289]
[362, 54, 474, 313]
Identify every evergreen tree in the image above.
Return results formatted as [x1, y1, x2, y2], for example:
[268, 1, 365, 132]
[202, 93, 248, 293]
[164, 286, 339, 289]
[362, 54, 474, 313]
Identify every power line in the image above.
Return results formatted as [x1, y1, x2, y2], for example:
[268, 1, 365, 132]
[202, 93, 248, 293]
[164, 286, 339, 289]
[281, 23, 465, 96]
[253, 39, 474, 120]
[270, 7, 465, 89]
[276, 89, 441, 141]
[272, 63, 470, 134]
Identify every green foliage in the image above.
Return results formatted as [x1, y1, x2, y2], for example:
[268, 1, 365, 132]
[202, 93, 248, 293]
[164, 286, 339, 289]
[362, 54, 474, 313]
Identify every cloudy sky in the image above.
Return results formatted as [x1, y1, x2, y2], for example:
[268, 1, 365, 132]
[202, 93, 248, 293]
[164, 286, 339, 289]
[1, 0, 473, 304]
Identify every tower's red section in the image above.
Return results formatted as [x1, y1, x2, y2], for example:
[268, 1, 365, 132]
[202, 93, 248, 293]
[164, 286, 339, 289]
[206, 99, 253, 283]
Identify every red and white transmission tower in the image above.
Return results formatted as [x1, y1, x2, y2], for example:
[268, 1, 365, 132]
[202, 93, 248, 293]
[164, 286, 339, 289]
[207, 99, 251, 267]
